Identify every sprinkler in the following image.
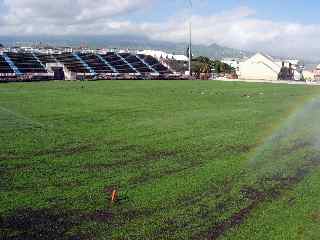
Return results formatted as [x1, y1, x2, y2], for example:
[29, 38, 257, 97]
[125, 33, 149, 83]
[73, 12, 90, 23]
[111, 190, 118, 204]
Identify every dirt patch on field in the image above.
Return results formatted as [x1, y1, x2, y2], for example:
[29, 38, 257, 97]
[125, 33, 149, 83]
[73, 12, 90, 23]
[82, 148, 180, 172]
[47, 144, 96, 157]
[118, 208, 156, 222]
[143, 150, 178, 161]
[128, 160, 202, 186]
[0, 144, 97, 161]
[110, 144, 144, 153]
[223, 144, 257, 154]
[275, 140, 313, 156]
[0, 165, 8, 177]
[81, 163, 114, 171]
[85, 210, 113, 223]
[200, 159, 320, 240]
[0, 207, 117, 239]
[81, 160, 141, 172]
[0, 165, 12, 191]
[0, 208, 85, 240]
[180, 176, 235, 209]
[310, 212, 320, 223]
[1, 138, 126, 162]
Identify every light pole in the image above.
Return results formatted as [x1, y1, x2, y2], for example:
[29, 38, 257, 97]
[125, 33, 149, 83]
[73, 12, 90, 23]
[187, 0, 192, 77]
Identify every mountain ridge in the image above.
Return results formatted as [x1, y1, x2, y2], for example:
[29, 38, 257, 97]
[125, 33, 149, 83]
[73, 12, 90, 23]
[0, 35, 251, 59]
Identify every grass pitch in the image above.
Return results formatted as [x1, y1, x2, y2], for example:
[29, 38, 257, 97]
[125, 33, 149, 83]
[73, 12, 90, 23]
[1, 80, 320, 239]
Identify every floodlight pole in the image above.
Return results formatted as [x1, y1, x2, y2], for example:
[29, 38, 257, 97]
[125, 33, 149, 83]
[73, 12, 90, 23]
[188, 0, 192, 77]
[189, 21, 192, 77]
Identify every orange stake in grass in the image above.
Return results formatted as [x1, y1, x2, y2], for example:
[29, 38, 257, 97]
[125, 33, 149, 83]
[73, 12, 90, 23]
[111, 190, 118, 203]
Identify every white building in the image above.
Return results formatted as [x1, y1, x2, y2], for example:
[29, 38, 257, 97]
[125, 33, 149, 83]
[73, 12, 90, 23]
[313, 64, 320, 81]
[238, 53, 303, 81]
[238, 53, 281, 81]
[303, 70, 315, 81]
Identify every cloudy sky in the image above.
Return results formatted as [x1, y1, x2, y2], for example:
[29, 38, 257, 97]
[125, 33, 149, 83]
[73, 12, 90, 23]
[1, 0, 320, 59]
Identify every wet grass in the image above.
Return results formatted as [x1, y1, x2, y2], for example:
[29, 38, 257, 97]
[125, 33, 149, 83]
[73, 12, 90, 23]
[1, 81, 320, 239]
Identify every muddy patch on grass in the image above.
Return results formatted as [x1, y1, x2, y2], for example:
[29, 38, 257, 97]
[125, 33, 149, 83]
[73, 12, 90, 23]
[128, 160, 202, 186]
[118, 208, 156, 222]
[143, 150, 178, 161]
[81, 162, 115, 171]
[0, 207, 116, 239]
[310, 212, 320, 223]
[199, 159, 319, 240]
[3, 138, 126, 162]
[223, 144, 257, 154]
[85, 210, 113, 223]
[110, 144, 144, 153]
[0, 144, 97, 161]
[0, 208, 85, 240]
[275, 140, 313, 156]
[0, 165, 8, 177]
[82, 148, 180, 172]
[0, 165, 12, 191]
[179, 176, 235, 209]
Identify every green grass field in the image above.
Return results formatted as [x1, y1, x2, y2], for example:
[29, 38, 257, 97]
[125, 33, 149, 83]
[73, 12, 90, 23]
[1, 80, 320, 240]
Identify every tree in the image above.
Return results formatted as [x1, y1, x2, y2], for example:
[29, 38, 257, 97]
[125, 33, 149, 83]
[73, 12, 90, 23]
[191, 60, 203, 78]
[191, 56, 236, 79]
[212, 60, 234, 74]
[278, 62, 294, 80]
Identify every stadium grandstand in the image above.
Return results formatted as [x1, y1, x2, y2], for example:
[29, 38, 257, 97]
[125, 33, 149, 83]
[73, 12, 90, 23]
[0, 50, 175, 82]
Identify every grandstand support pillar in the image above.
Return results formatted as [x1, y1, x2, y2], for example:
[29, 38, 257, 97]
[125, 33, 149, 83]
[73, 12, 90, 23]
[96, 54, 119, 75]
[115, 53, 140, 75]
[2, 53, 22, 76]
[136, 55, 159, 75]
[73, 53, 96, 75]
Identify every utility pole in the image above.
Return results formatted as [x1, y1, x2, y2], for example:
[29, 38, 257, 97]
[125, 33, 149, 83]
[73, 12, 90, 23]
[188, 0, 192, 77]
[188, 20, 192, 77]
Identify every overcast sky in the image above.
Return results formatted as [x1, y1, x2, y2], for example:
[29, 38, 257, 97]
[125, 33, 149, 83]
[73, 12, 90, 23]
[1, 0, 320, 60]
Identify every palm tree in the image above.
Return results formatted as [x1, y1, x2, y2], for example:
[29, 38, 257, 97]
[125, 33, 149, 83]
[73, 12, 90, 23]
[199, 62, 211, 80]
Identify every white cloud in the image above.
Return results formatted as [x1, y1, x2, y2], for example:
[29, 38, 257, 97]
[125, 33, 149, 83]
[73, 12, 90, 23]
[1, 2, 320, 60]
[139, 7, 320, 60]
[2, 0, 151, 22]
[0, 0, 152, 28]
